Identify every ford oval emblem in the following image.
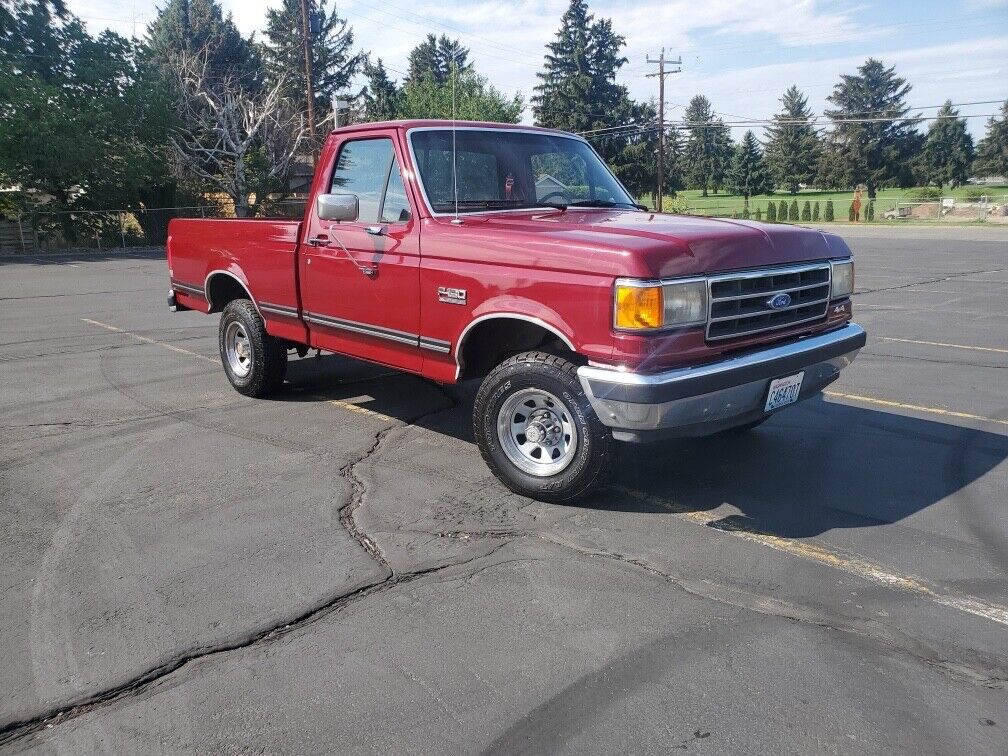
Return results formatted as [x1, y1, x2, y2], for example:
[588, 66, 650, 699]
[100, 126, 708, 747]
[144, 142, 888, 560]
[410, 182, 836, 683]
[767, 293, 792, 310]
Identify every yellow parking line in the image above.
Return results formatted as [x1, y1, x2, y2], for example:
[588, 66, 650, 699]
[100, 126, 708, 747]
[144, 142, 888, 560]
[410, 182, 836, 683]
[81, 318, 218, 363]
[877, 336, 1008, 355]
[824, 391, 1008, 427]
[616, 486, 1008, 627]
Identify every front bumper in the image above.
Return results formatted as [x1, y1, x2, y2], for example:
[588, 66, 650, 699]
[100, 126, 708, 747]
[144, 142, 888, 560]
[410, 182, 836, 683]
[577, 323, 866, 442]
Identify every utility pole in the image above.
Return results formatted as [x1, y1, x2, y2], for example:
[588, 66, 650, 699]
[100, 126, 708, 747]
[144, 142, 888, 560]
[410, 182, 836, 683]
[299, 0, 316, 158]
[646, 48, 681, 212]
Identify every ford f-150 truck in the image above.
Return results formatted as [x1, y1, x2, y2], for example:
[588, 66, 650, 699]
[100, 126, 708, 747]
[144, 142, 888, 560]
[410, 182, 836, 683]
[166, 120, 865, 501]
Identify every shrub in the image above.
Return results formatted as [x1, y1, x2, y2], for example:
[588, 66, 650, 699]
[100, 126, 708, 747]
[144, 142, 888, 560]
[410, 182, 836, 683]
[767, 202, 777, 222]
[801, 200, 811, 221]
[909, 186, 942, 200]
[789, 200, 799, 221]
[778, 200, 788, 221]
[742, 206, 750, 219]
[964, 187, 989, 201]
[754, 207, 762, 221]
[824, 200, 834, 221]
[812, 201, 820, 221]
[866, 200, 875, 222]
[848, 202, 857, 221]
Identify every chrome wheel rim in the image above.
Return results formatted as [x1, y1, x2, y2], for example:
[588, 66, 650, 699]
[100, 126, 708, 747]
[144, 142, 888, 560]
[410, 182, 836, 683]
[497, 388, 578, 477]
[224, 320, 253, 378]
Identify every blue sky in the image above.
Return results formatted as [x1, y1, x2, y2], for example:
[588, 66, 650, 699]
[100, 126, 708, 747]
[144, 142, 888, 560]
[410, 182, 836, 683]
[69, 0, 1008, 137]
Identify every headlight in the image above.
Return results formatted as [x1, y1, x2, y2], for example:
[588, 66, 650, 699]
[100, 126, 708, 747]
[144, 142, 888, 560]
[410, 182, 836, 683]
[663, 279, 707, 326]
[614, 279, 707, 330]
[831, 259, 854, 299]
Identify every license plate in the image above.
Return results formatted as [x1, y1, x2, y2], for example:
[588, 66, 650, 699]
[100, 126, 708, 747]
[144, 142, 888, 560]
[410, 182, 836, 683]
[764, 372, 805, 412]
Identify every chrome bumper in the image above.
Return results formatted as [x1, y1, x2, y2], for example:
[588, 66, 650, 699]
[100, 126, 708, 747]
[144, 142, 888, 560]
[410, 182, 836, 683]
[577, 323, 866, 442]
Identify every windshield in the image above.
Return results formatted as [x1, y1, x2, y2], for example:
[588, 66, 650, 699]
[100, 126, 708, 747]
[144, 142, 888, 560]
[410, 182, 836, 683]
[408, 129, 636, 214]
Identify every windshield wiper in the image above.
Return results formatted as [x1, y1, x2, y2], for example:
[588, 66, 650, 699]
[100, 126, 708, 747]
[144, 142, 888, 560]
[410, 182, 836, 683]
[568, 200, 647, 210]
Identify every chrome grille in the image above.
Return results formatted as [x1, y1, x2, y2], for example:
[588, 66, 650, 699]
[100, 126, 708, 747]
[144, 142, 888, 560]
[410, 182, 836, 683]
[706, 263, 831, 341]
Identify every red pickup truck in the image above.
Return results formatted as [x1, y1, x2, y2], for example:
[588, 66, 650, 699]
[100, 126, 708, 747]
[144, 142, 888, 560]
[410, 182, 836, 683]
[167, 120, 865, 501]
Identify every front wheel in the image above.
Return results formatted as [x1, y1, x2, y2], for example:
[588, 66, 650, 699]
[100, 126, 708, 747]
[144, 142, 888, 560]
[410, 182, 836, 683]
[473, 351, 612, 503]
[218, 299, 287, 397]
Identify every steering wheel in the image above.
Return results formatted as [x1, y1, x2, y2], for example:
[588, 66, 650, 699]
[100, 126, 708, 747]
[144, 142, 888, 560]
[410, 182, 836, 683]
[539, 191, 573, 205]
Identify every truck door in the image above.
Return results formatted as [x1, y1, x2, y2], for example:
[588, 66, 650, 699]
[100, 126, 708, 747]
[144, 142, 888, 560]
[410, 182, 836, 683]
[300, 132, 421, 372]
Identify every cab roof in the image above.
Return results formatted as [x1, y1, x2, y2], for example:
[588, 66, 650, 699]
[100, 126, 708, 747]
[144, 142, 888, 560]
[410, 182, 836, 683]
[328, 120, 580, 138]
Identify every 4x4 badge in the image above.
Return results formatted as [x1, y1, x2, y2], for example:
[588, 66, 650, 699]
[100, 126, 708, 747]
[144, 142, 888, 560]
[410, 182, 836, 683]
[438, 286, 467, 305]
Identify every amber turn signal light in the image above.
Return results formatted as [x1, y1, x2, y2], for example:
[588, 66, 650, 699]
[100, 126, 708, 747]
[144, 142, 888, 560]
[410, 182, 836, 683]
[615, 284, 663, 330]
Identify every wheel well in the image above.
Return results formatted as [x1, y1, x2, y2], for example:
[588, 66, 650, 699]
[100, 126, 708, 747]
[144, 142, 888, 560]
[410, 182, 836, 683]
[457, 318, 581, 380]
[206, 273, 252, 313]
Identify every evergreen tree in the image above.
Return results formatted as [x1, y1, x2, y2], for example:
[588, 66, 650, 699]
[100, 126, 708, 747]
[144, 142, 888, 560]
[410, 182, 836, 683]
[397, 69, 522, 123]
[823, 58, 921, 198]
[801, 200, 811, 221]
[262, 0, 363, 115]
[144, 0, 260, 93]
[407, 34, 471, 86]
[789, 199, 799, 221]
[766, 202, 777, 222]
[683, 95, 725, 197]
[778, 199, 788, 220]
[812, 201, 820, 221]
[824, 199, 834, 221]
[532, 0, 633, 168]
[921, 101, 973, 189]
[866, 199, 874, 221]
[727, 130, 771, 206]
[974, 100, 1008, 178]
[360, 57, 399, 122]
[764, 86, 820, 194]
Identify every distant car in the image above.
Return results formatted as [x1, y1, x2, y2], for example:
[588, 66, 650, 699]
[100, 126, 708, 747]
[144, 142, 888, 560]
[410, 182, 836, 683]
[167, 120, 865, 501]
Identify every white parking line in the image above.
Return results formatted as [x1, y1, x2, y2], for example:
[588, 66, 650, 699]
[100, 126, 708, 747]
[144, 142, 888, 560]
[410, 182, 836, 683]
[876, 336, 1008, 355]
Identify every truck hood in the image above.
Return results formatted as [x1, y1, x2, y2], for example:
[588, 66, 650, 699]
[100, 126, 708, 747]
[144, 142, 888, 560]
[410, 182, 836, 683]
[463, 209, 851, 278]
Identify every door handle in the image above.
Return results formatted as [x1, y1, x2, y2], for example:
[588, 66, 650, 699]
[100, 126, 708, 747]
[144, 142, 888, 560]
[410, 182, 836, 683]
[365, 225, 386, 236]
[307, 236, 331, 247]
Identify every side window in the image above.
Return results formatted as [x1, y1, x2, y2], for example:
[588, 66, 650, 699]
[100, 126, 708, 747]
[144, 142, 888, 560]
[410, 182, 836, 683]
[330, 137, 411, 224]
[381, 164, 411, 223]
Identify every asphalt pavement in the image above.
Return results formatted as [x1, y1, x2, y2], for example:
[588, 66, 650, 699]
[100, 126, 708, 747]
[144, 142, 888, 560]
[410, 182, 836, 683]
[1, 223, 1006, 754]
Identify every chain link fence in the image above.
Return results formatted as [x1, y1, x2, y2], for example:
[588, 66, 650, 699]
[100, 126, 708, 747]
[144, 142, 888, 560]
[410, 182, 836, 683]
[0, 199, 308, 255]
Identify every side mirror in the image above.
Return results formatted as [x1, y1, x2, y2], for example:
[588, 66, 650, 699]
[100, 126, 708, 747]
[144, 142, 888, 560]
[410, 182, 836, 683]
[317, 193, 358, 222]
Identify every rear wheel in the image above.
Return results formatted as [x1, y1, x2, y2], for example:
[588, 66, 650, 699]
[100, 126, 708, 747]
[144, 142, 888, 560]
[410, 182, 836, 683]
[473, 351, 612, 503]
[218, 299, 287, 397]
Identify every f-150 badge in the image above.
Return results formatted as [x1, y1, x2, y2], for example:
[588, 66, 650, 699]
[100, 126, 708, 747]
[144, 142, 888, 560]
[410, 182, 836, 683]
[438, 286, 467, 305]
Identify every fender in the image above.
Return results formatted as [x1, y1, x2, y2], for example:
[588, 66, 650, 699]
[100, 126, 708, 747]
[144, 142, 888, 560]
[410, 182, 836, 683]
[454, 297, 577, 379]
[204, 269, 261, 316]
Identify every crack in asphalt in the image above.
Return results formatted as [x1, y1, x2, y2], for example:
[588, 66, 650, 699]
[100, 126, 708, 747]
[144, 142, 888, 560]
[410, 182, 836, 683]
[853, 265, 1008, 295]
[0, 385, 508, 749]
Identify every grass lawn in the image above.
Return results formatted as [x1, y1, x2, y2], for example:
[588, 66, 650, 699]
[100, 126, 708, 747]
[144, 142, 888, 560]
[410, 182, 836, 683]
[641, 186, 1008, 218]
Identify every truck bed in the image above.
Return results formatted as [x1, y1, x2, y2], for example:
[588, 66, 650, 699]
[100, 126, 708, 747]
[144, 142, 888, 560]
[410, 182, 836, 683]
[166, 218, 306, 342]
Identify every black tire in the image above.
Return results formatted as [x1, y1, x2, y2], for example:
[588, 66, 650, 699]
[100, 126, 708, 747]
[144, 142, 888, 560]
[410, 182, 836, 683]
[473, 351, 612, 503]
[218, 299, 287, 397]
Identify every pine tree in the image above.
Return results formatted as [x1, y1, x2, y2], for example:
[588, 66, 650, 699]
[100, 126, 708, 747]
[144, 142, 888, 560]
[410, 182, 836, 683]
[823, 58, 921, 198]
[974, 100, 1008, 179]
[406, 34, 471, 87]
[824, 199, 834, 221]
[778, 199, 788, 221]
[683, 95, 727, 197]
[848, 202, 857, 221]
[144, 0, 261, 93]
[360, 58, 399, 122]
[801, 200, 811, 221]
[754, 207, 762, 220]
[727, 130, 772, 207]
[262, 0, 362, 113]
[789, 200, 799, 221]
[866, 199, 875, 221]
[812, 201, 820, 221]
[766, 202, 777, 222]
[921, 101, 974, 189]
[764, 86, 820, 194]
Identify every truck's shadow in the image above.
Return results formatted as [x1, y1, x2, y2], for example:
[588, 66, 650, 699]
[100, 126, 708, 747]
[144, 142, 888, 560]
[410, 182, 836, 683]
[283, 354, 1008, 542]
